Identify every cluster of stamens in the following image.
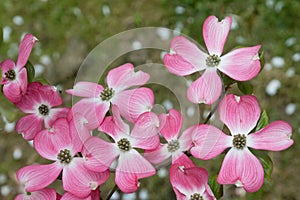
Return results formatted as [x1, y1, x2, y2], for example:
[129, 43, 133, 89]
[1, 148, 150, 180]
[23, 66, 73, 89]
[38, 104, 50, 116]
[190, 193, 203, 200]
[206, 54, 221, 67]
[117, 138, 131, 151]
[100, 87, 114, 101]
[57, 149, 72, 164]
[167, 139, 180, 153]
[232, 134, 247, 150]
[5, 69, 16, 80]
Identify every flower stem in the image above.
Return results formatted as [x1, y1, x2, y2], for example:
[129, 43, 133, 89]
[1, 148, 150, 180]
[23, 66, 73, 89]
[105, 184, 119, 200]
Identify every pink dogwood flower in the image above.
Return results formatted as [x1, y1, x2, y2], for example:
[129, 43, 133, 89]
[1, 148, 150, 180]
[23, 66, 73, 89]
[61, 190, 100, 200]
[170, 156, 215, 200]
[15, 188, 57, 200]
[164, 16, 261, 104]
[17, 118, 109, 198]
[83, 106, 159, 193]
[190, 94, 294, 192]
[66, 63, 153, 130]
[15, 82, 69, 140]
[144, 109, 195, 165]
[0, 34, 38, 103]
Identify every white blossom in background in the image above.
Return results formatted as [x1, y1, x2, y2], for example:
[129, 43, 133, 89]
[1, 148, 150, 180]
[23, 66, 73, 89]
[102, 5, 111, 16]
[236, 36, 245, 44]
[285, 68, 295, 78]
[266, 79, 281, 96]
[3, 26, 12, 42]
[1, 185, 11, 196]
[72, 7, 82, 16]
[34, 64, 45, 77]
[111, 191, 120, 199]
[123, 192, 136, 200]
[285, 103, 296, 115]
[139, 189, 149, 199]
[13, 148, 22, 160]
[175, 6, 185, 14]
[162, 99, 173, 110]
[157, 168, 168, 178]
[264, 63, 272, 71]
[274, 1, 284, 12]
[0, 174, 7, 185]
[292, 53, 300, 62]
[271, 56, 285, 68]
[266, 0, 274, 8]
[156, 28, 170, 41]
[7, 43, 18, 58]
[132, 40, 142, 50]
[186, 106, 195, 117]
[285, 37, 296, 47]
[160, 51, 167, 61]
[13, 15, 24, 26]
[231, 15, 239, 30]
[40, 55, 52, 65]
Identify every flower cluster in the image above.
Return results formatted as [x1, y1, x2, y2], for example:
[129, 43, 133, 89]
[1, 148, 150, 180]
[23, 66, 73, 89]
[0, 16, 294, 200]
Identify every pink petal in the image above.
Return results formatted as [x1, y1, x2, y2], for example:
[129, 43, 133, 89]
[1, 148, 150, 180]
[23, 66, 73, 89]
[112, 87, 154, 123]
[116, 150, 156, 193]
[61, 190, 100, 200]
[159, 109, 182, 141]
[16, 114, 43, 140]
[187, 68, 222, 105]
[164, 36, 207, 75]
[15, 188, 57, 200]
[203, 16, 232, 55]
[17, 67, 28, 95]
[16, 34, 38, 69]
[190, 124, 232, 160]
[44, 107, 70, 128]
[63, 158, 109, 198]
[172, 154, 195, 168]
[131, 112, 160, 150]
[170, 163, 208, 196]
[217, 148, 264, 192]
[34, 129, 58, 161]
[83, 136, 120, 172]
[66, 82, 103, 98]
[71, 98, 110, 130]
[219, 94, 261, 135]
[247, 121, 294, 151]
[144, 144, 170, 164]
[16, 163, 62, 192]
[98, 116, 118, 140]
[39, 85, 63, 107]
[0, 59, 15, 76]
[107, 63, 150, 91]
[69, 113, 92, 147]
[218, 45, 261, 81]
[2, 77, 23, 103]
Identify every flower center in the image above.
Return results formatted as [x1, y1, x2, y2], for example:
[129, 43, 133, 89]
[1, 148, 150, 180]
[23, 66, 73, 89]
[100, 87, 115, 101]
[117, 138, 131, 152]
[206, 54, 221, 67]
[38, 104, 49, 116]
[5, 69, 16, 81]
[167, 139, 180, 153]
[190, 193, 203, 200]
[232, 134, 247, 150]
[57, 149, 72, 164]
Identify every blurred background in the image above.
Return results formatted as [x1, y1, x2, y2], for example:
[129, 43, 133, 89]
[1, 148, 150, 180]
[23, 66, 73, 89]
[0, 0, 299, 199]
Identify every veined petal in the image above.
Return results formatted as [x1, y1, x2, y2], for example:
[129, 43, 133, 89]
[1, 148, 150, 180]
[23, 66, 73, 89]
[63, 158, 109, 198]
[16, 34, 38, 69]
[2, 78, 23, 103]
[17, 67, 28, 96]
[217, 148, 264, 192]
[16, 114, 43, 140]
[190, 125, 231, 160]
[203, 16, 232, 56]
[34, 129, 58, 161]
[69, 113, 92, 148]
[159, 109, 182, 141]
[144, 144, 170, 164]
[218, 45, 261, 81]
[112, 87, 154, 123]
[187, 68, 222, 105]
[116, 150, 156, 193]
[83, 136, 119, 172]
[219, 94, 261, 135]
[61, 190, 100, 200]
[247, 121, 294, 151]
[15, 188, 57, 200]
[44, 107, 70, 129]
[39, 85, 63, 107]
[16, 163, 62, 192]
[164, 36, 207, 76]
[107, 63, 150, 92]
[66, 82, 104, 98]
[0, 59, 15, 77]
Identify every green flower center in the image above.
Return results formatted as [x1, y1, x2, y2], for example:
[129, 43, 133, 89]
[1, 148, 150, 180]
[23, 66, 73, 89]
[233, 134, 247, 150]
[190, 193, 203, 200]
[100, 87, 114, 101]
[57, 149, 72, 164]
[117, 138, 131, 152]
[206, 54, 221, 67]
[167, 139, 180, 153]
[38, 104, 49, 116]
[5, 69, 16, 81]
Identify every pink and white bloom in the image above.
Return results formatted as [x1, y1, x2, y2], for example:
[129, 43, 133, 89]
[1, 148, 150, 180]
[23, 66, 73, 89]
[15, 188, 57, 200]
[15, 82, 69, 140]
[144, 109, 194, 165]
[164, 16, 261, 104]
[61, 190, 100, 200]
[170, 158, 215, 200]
[83, 106, 159, 193]
[190, 94, 294, 192]
[0, 34, 38, 103]
[66, 63, 153, 130]
[17, 118, 109, 198]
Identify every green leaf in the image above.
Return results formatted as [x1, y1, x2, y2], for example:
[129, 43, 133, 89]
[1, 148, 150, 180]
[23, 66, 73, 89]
[255, 110, 269, 132]
[25, 61, 35, 83]
[259, 51, 265, 71]
[252, 150, 273, 181]
[222, 74, 236, 86]
[208, 174, 223, 199]
[0, 27, 3, 44]
[237, 81, 253, 95]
